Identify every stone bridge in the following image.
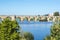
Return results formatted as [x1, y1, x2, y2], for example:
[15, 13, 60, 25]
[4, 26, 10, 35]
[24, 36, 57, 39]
[0, 15, 60, 22]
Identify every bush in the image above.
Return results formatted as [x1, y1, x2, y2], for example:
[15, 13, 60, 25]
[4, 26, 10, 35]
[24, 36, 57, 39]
[44, 22, 60, 40]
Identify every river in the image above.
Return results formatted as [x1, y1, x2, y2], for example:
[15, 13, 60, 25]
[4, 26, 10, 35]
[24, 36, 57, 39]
[18, 20, 52, 40]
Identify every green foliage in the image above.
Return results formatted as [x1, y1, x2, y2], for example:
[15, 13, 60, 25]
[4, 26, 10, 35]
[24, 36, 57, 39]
[44, 35, 51, 40]
[44, 22, 60, 40]
[0, 18, 20, 40]
[53, 12, 59, 16]
[51, 23, 60, 40]
[0, 18, 34, 40]
[24, 32, 34, 40]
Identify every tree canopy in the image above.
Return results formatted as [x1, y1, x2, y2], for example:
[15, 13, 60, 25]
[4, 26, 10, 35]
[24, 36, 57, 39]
[24, 32, 34, 40]
[0, 18, 20, 40]
[53, 12, 59, 16]
[44, 22, 60, 40]
[0, 18, 34, 40]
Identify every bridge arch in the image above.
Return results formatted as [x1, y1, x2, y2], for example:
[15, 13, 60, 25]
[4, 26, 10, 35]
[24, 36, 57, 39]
[30, 17, 35, 21]
[23, 17, 28, 21]
[6, 16, 12, 20]
[36, 17, 40, 21]
[16, 17, 21, 21]
[48, 17, 53, 22]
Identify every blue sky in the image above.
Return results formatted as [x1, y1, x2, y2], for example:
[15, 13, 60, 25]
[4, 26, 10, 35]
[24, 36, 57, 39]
[0, 0, 60, 15]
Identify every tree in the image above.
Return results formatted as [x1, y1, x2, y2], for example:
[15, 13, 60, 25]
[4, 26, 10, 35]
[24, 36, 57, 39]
[0, 17, 34, 40]
[44, 22, 60, 40]
[50, 23, 60, 40]
[53, 12, 59, 16]
[44, 35, 51, 40]
[0, 18, 20, 40]
[24, 32, 34, 40]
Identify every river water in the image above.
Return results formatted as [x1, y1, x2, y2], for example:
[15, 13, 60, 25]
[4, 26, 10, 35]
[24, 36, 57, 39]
[18, 21, 52, 40]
